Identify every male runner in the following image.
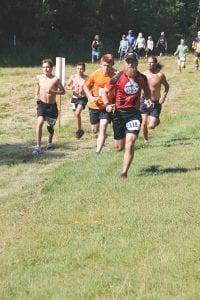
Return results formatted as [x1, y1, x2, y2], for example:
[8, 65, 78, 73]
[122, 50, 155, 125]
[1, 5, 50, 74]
[66, 62, 88, 138]
[32, 58, 65, 155]
[84, 54, 115, 154]
[140, 55, 169, 143]
[102, 53, 151, 179]
[174, 38, 188, 72]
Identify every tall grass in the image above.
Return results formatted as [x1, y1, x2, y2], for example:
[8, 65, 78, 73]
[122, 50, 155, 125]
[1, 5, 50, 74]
[0, 54, 200, 299]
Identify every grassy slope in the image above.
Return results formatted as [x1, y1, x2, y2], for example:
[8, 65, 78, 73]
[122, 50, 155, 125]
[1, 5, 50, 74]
[0, 55, 200, 299]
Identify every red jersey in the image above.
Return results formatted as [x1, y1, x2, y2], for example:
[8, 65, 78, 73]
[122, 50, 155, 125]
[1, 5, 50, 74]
[106, 71, 149, 110]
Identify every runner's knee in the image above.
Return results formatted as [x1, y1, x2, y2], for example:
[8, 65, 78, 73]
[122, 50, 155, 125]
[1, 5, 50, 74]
[47, 125, 54, 135]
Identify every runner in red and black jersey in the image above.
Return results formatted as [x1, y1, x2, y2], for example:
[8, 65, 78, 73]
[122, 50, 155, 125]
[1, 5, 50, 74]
[102, 52, 151, 179]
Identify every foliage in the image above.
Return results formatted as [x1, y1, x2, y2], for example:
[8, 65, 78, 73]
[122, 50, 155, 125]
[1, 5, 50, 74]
[0, 0, 199, 65]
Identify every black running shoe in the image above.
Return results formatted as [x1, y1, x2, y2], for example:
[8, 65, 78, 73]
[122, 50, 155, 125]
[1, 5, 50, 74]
[76, 130, 85, 139]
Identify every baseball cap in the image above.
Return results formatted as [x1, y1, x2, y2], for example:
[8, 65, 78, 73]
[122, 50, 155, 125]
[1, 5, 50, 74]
[125, 52, 138, 62]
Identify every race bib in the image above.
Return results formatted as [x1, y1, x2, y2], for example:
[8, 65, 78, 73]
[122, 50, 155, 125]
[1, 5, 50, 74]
[126, 120, 140, 131]
[71, 102, 76, 110]
[124, 81, 139, 95]
[45, 116, 57, 126]
[98, 88, 103, 96]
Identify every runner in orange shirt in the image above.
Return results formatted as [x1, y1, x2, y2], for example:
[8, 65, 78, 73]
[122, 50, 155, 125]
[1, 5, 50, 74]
[84, 54, 116, 154]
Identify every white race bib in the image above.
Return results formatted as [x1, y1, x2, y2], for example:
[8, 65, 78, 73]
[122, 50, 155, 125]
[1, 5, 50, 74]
[126, 120, 140, 131]
[45, 116, 57, 126]
[71, 102, 76, 110]
[98, 88, 103, 96]
[124, 81, 139, 95]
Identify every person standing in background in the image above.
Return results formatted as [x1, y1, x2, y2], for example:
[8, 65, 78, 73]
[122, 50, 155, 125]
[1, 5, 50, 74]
[126, 29, 136, 51]
[156, 32, 167, 56]
[91, 35, 102, 64]
[118, 34, 129, 62]
[134, 32, 146, 58]
[146, 36, 154, 57]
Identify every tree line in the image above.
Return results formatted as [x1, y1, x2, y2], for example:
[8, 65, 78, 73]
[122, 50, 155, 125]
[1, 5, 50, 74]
[0, 0, 199, 66]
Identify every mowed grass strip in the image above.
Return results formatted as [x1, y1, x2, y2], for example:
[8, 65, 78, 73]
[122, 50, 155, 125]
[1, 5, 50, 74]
[0, 55, 200, 299]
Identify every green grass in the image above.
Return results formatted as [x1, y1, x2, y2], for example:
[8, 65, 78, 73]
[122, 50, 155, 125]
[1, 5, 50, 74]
[0, 55, 200, 299]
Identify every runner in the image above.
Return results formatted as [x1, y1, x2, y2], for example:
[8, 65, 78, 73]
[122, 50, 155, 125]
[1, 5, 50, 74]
[140, 55, 169, 144]
[174, 38, 188, 72]
[192, 31, 200, 70]
[84, 54, 115, 154]
[102, 52, 151, 179]
[66, 62, 88, 138]
[32, 58, 65, 155]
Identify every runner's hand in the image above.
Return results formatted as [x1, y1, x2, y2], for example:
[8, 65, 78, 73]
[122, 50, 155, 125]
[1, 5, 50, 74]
[105, 104, 115, 112]
[90, 96, 99, 103]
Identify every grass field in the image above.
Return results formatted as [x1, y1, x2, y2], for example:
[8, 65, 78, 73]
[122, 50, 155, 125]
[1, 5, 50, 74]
[0, 55, 200, 299]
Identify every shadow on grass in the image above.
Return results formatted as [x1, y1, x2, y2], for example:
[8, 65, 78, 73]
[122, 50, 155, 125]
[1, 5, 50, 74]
[0, 142, 78, 166]
[139, 164, 200, 176]
[137, 136, 199, 150]
[163, 137, 196, 148]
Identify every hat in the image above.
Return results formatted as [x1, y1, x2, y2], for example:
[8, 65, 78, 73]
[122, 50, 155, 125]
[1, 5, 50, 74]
[125, 52, 138, 62]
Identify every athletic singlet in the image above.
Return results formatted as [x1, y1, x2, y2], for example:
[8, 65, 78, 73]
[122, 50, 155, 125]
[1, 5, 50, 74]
[106, 72, 149, 110]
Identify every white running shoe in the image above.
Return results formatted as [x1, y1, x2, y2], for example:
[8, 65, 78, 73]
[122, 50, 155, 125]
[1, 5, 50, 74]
[32, 146, 41, 155]
[46, 143, 53, 150]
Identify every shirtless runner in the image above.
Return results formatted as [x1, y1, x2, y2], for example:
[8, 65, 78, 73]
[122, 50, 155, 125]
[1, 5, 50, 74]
[32, 58, 65, 155]
[140, 55, 169, 143]
[66, 62, 88, 138]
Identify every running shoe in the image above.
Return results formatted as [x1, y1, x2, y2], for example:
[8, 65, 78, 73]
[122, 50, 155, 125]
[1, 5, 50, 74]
[76, 130, 84, 139]
[46, 143, 53, 150]
[32, 146, 41, 155]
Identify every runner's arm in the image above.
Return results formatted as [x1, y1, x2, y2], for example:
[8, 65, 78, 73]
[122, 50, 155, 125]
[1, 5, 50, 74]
[159, 74, 169, 104]
[49, 79, 65, 95]
[34, 76, 40, 101]
[102, 85, 115, 113]
[83, 84, 98, 103]
[65, 75, 73, 90]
